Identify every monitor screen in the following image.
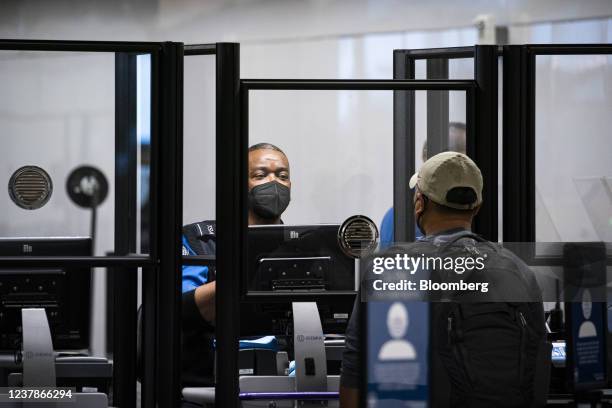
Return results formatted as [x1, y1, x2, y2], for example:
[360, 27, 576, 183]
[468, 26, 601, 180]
[0, 237, 92, 351]
[551, 341, 566, 367]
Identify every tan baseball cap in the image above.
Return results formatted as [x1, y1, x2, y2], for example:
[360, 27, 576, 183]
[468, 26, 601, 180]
[409, 151, 483, 210]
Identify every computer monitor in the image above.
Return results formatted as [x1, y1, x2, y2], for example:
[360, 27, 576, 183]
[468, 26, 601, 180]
[0, 237, 92, 351]
[241, 224, 357, 337]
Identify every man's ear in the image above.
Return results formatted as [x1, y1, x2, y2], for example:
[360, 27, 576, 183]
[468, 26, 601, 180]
[472, 204, 481, 217]
[413, 192, 424, 214]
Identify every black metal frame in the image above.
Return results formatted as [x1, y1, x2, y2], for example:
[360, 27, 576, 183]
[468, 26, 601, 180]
[111, 50, 138, 408]
[183, 42, 241, 408]
[393, 45, 499, 241]
[0, 40, 184, 407]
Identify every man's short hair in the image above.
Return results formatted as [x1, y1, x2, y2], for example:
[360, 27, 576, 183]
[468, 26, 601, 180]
[249, 142, 286, 156]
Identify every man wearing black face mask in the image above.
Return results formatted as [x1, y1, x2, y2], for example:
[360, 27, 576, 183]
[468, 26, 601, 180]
[180, 143, 291, 389]
[247, 143, 291, 224]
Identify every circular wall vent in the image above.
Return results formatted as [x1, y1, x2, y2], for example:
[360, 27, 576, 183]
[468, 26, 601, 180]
[8, 166, 53, 210]
[338, 215, 379, 258]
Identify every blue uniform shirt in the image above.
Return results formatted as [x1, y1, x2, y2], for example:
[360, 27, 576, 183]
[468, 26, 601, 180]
[379, 207, 423, 248]
[181, 220, 217, 293]
[181, 235, 210, 293]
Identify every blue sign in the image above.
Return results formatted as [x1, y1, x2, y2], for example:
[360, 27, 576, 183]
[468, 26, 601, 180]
[367, 301, 428, 407]
[570, 289, 606, 386]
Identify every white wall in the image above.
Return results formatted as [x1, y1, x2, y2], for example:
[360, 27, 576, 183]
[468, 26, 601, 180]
[2, 0, 611, 43]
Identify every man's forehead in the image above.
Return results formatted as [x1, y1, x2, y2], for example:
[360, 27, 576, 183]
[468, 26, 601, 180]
[249, 149, 289, 166]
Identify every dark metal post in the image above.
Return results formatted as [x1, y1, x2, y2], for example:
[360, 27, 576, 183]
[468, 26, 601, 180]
[112, 52, 138, 407]
[503, 45, 535, 242]
[154, 42, 184, 407]
[393, 51, 416, 243]
[426, 59, 450, 157]
[471, 45, 498, 241]
[215, 43, 242, 408]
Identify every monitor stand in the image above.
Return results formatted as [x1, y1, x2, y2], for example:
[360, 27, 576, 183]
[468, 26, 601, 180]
[292, 302, 328, 406]
[21, 308, 56, 387]
[0, 308, 108, 408]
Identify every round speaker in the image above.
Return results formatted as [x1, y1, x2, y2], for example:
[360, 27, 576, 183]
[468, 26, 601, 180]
[8, 166, 53, 210]
[338, 215, 379, 258]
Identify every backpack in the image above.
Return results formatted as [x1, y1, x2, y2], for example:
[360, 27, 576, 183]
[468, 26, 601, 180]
[380, 231, 551, 407]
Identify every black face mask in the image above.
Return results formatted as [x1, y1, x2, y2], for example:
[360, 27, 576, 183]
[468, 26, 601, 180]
[249, 180, 291, 220]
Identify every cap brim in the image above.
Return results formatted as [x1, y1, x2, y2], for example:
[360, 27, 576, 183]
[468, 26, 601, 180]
[409, 173, 419, 189]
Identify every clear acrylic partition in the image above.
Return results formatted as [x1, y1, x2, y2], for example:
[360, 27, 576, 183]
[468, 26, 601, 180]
[0, 51, 152, 257]
[415, 90, 467, 166]
[412, 90, 468, 242]
[0, 50, 152, 358]
[248, 90, 394, 228]
[245, 89, 467, 292]
[535, 54, 612, 245]
[183, 54, 216, 225]
[414, 57, 474, 80]
[414, 54, 504, 241]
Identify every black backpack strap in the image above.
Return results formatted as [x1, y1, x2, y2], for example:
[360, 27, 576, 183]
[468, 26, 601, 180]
[435, 230, 499, 257]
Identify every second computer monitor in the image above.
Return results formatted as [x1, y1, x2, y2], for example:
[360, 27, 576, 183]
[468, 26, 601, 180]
[246, 224, 355, 294]
[241, 224, 357, 337]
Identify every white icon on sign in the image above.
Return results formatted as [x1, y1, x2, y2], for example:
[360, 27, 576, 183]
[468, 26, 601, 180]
[378, 302, 416, 361]
[578, 289, 597, 338]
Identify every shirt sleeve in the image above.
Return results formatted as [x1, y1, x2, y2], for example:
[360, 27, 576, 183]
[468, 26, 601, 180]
[182, 265, 210, 293]
[181, 235, 210, 293]
[182, 288, 215, 331]
[340, 296, 361, 389]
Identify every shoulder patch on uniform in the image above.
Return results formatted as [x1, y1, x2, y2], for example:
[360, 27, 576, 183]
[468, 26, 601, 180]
[183, 220, 216, 238]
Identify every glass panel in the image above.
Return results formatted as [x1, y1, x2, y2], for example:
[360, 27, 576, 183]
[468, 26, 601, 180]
[535, 54, 612, 244]
[243, 87, 467, 316]
[0, 50, 153, 257]
[183, 54, 216, 226]
[413, 90, 468, 240]
[449, 57, 474, 79]
[244, 90, 397, 339]
[415, 90, 467, 165]
[414, 57, 474, 80]
[0, 50, 152, 359]
[248, 90, 394, 226]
